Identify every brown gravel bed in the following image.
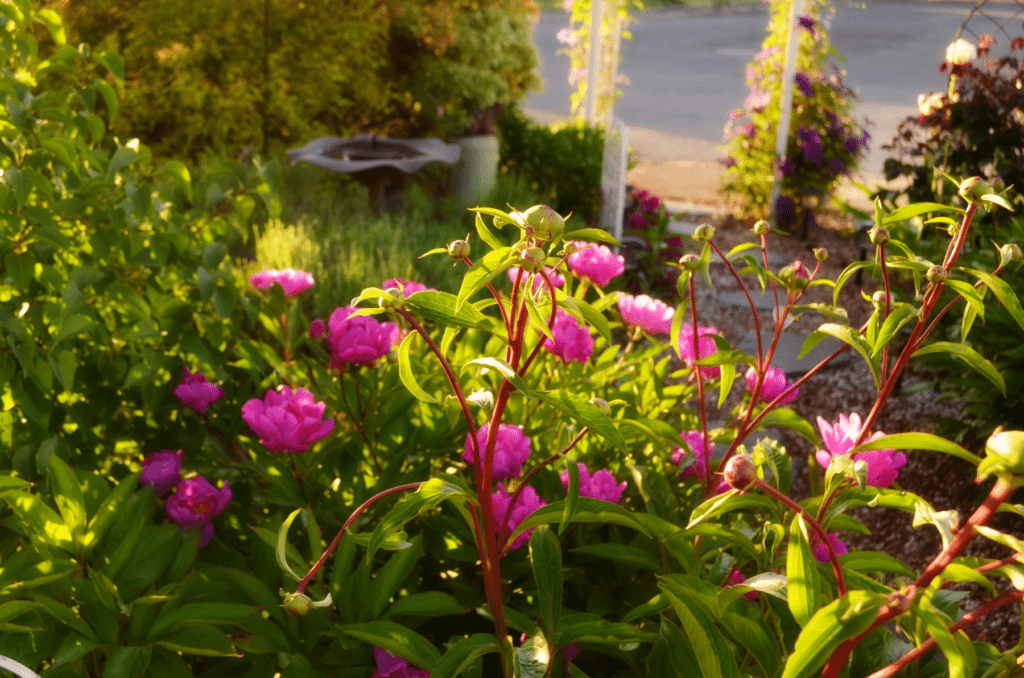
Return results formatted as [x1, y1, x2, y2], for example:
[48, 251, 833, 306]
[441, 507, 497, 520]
[681, 214, 1022, 650]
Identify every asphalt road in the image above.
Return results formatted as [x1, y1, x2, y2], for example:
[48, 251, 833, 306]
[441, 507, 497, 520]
[526, 1, 1023, 173]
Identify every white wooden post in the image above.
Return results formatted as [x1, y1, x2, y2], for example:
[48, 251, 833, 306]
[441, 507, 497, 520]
[584, 0, 603, 123]
[770, 0, 807, 218]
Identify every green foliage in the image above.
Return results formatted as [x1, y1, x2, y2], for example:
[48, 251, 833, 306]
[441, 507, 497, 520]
[719, 0, 868, 232]
[497, 106, 605, 224]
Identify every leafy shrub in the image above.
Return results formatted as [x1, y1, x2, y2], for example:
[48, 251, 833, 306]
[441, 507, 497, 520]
[497, 105, 604, 223]
[719, 0, 868, 233]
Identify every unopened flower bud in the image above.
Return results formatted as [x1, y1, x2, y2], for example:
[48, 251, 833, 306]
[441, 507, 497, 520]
[925, 265, 948, 284]
[520, 247, 547, 273]
[871, 290, 891, 313]
[523, 205, 565, 242]
[281, 590, 313, 617]
[985, 427, 1024, 473]
[868, 227, 890, 245]
[724, 454, 757, 490]
[448, 239, 471, 259]
[1000, 243, 1022, 265]
[679, 253, 701, 272]
[959, 176, 995, 203]
[752, 220, 770, 235]
[590, 397, 611, 416]
[693, 223, 715, 242]
[814, 247, 829, 262]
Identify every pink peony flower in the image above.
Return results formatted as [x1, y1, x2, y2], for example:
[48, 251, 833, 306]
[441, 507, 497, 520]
[249, 268, 315, 297]
[560, 463, 627, 504]
[672, 430, 713, 481]
[745, 365, 798, 405]
[618, 294, 674, 335]
[383, 278, 433, 296]
[165, 476, 232, 548]
[543, 310, 594, 364]
[174, 367, 225, 415]
[140, 450, 183, 496]
[811, 531, 848, 563]
[241, 386, 335, 453]
[793, 260, 810, 279]
[508, 266, 565, 294]
[492, 484, 546, 551]
[462, 423, 532, 481]
[327, 306, 399, 368]
[566, 242, 624, 287]
[372, 647, 430, 678]
[728, 570, 757, 601]
[678, 324, 722, 378]
[815, 413, 906, 488]
[309, 319, 326, 338]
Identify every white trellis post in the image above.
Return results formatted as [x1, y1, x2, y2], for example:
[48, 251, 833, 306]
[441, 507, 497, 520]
[584, 0, 603, 123]
[770, 0, 809, 220]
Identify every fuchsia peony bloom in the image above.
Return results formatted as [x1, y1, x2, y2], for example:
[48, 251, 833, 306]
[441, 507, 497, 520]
[815, 413, 906, 488]
[560, 463, 627, 504]
[462, 424, 532, 481]
[618, 294, 675, 335]
[174, 367, 224, 414]
[327, 306, 398, 368]
[249, 268, 315, 297]
[566, 242, 624, 287]
[728, 570, 757, 601]
[140, 450, 183, 496]
[241, 386, 335, 453]
[678, 324, 722, 378]
[383, 278, 433, 296]
[309, 319, 326, 338]
[166, 476, 232, 548]
[672, 430, 714, 481]
[508, 266, 565, 293]
[492, 484, 546, 551]
[745, 365, 798, 405]
[372, 647, 430, 678]
[543, 310, 594, 364]
[793, 260, 810, 280]
[811, 531, 848, 563]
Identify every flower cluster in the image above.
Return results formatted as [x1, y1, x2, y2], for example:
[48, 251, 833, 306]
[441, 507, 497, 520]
[174, 367, 224, 414]
[745, 365, 798, 405]
[618, 294, 674, 335]
[249, 268, 315, 297]
[566, 242, 624, 287]
[815, 412, 906, 488]
[492, 484, 546, 551]
[327, 306, 398, 368]
[462, 424, 532, 480]
[543, 310, 594, 364]
[560, 463, 627, 504]
[677, 324, 722, 378]
[242, 386, 335, 453]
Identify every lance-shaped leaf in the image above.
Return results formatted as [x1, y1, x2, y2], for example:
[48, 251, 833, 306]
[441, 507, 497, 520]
[849, 432, 977, 466]
[661, 590, 741, 678]
[560, 457, 580, 535]
[462, 356, 533, 396]
[963, 268, 1024, 334]
[431, 634, 501, 678]
[912, 341, 1005, 396]
[515, 630, 549, 678]
[533, 390, 626, 452]
[276, 508, 304, 581]
[530, 527, 562, 640]
[780, 591, 889, 678]
[787, 515, 819, 628]
[339, 620, 440, 670]
[475, 211, 504, 250]
[565, 227, 620, 246]
[456, 247, 514, 312]
[806, 323, 879, 387]
[406, 291, 492, 329]
[398, 333, 438, 404]
[871, 303, 918, 357]
[366, 479, 466, 561]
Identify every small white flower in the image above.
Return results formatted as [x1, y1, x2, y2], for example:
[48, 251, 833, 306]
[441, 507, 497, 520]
[945, 38, 977, 66]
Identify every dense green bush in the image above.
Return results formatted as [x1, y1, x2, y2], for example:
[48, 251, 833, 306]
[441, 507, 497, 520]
[497, 106, 605, 224]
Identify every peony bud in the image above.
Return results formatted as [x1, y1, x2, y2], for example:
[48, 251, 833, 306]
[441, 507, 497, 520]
[523, 205, 565, 241]
[679, 253, 702, 272]
[693, 224, 715, 242]
[752, 220, 770, 235]
[814, 247, 829, 262]
[870, 290, 891, 313]
[520, 247, 547, 273]
[724, 454, 757, 490]
[281, 590, 313, 617]
[959, 176, 995, 203]
[1000, 243, 1022, 265]
[985, 428, 1024, 473]
[448, 239, 471, 259]
[868, 227, 890, 245]
[925, 265, 948, 284]
[590, 397, 611, 416]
